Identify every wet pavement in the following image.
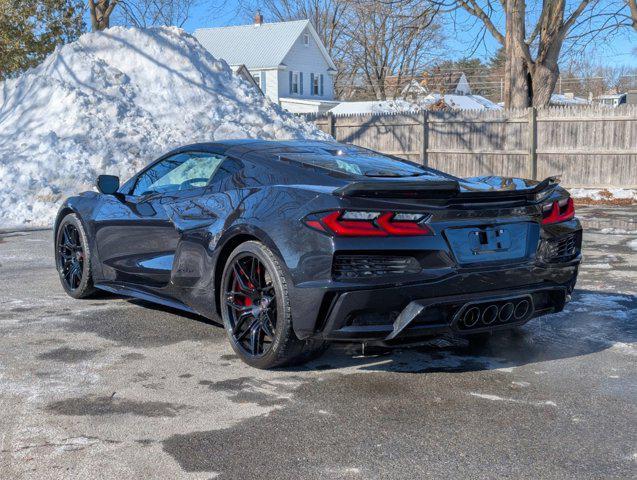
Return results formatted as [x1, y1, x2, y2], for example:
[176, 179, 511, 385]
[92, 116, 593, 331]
[0, 205, 635, 479]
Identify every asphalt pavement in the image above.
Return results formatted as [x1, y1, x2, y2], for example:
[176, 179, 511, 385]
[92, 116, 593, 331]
[0, 205, 635, 479]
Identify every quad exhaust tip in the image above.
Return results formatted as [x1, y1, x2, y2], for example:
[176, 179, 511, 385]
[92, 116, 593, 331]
[460, 298, 532, 329]
[498, 302, 514, 322]
[481, 305, 498, 325]
[514, 299, 530, 320]
[463, 306, 481, 328]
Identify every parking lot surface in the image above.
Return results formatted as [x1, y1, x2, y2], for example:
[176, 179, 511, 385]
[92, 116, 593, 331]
[0, 205, 635, 479]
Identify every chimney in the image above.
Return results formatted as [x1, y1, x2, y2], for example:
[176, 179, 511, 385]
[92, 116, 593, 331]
[254, 11, 264, 25]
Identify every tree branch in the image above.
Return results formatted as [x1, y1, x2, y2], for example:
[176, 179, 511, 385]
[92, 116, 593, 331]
[456, 0, 505, 44]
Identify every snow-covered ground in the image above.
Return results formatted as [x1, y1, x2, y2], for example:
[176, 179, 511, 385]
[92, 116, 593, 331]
[570, 188, 637, 204]
[329, 99, 419, 115]
[0, 27, 326, 228]
[330, 93, 502, 115]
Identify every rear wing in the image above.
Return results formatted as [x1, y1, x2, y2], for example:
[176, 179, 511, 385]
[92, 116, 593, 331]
[333, 176, 560, 203]
[333, 179, 460, 198]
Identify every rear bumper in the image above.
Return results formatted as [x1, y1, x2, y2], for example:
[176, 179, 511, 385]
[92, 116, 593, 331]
[316, 285, 569, 343]
[294, 260, 579, 343]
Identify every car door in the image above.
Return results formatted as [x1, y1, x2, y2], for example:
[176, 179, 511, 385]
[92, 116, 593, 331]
[93, 151, 226, 287]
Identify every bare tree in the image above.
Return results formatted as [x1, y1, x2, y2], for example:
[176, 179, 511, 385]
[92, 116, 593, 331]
[442, 0, 635, 108]
[89, 0, 118, 30]
[343, 0, 443, 100]
[88, 0, 206, 31]
[116, 0, 201, 28]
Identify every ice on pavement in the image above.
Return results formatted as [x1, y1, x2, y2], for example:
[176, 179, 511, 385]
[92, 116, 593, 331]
[0, 27, 327, 228]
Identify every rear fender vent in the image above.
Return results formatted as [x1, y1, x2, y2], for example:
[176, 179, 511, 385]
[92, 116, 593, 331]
[538, 231, 582, 262]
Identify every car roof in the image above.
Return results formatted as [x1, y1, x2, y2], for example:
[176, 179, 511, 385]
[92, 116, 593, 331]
[164, 139, 445, 179]
[167, 139, 341, 156]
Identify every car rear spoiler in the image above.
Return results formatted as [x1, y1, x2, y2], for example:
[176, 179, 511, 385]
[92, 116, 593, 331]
[333, 176, 560, 201]
[333, 179, 461, 198]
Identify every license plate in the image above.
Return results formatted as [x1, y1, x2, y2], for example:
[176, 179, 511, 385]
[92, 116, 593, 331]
[444, 223, 537, 265]
[469, 228, 511, 254]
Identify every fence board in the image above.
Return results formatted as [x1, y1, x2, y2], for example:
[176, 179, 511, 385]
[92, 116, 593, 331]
[305, 105, 637, 188]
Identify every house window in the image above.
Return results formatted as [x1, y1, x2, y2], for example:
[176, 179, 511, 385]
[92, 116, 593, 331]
[292, 72, 299, 94]
[252, 72, 266, 94]
[303, 33, 310, 46]
[311, 73, 323, 96]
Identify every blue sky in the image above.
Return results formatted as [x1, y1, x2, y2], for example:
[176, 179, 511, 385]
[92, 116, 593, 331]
[175, 1, 637, 67]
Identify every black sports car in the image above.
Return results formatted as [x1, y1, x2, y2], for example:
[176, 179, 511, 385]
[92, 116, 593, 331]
[55, 140, 582, 368]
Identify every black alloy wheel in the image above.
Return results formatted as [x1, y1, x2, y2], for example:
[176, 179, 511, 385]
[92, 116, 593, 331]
[58, 222, 85, 290]
[224, 253, 277, 357]
[55, 214, 95, 298]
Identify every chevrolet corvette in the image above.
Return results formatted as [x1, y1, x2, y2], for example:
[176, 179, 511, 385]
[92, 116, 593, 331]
[55, 140, 582, 368]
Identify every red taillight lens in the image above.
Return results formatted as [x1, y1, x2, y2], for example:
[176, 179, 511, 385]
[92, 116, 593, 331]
[304, 210, 432, 237]
[542, 197, 575, 225]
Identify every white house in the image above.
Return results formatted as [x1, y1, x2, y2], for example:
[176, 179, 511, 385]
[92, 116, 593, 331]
[194, 14, 339, 113]
[595, 93, 627, 108]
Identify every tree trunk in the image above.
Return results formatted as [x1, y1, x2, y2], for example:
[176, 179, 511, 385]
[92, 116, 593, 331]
[531, 62, 559, 107]
[508, 52, 530, 108]
[629, 0, 637, 32]
[89, 0, 117, 31]
[504, 0, 532, 108]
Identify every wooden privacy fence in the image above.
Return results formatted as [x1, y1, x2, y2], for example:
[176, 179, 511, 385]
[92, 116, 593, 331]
[307, 105, 637, 188]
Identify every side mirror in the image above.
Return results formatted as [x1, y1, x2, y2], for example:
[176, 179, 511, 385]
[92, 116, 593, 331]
[96, 175, 120, 195]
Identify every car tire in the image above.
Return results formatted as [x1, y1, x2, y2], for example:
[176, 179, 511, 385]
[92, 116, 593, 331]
[220, 240, 325, 369]
[55, 213, 96, 299]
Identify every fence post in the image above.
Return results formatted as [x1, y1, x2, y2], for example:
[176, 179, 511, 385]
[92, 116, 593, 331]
[528, 107, 537, 180]
[420, 110, 429, 167]
[327, 111, 335, 139]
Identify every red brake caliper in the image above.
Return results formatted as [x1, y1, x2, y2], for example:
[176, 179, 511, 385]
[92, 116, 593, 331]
[234, 277, 252, 306]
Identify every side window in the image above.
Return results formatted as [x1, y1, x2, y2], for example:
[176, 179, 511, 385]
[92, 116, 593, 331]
[132, 152, 225, 196]
[209, 158, 243, 185]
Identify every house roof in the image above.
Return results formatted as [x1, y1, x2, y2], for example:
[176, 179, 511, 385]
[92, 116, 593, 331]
[194, 19, 336, 71]
[550, 93, 589, 106]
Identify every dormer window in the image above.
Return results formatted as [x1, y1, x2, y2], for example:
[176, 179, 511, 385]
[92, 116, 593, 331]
[303, 33, 310, 46]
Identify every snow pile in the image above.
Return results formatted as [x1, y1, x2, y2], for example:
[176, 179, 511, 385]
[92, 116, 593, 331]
[0, 27, 327, 228]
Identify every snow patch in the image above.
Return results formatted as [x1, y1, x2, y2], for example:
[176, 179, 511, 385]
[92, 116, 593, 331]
[600, 228, 637, 235]
[584, 263, 613, 269]
[570, 188, 637, 202]
[0, 27, 326, 228]
[469, 392, 557, 407]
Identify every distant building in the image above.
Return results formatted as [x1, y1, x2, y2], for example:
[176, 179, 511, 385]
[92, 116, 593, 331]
[387, 71, 473, 100]
[550, 92, 590, 106]
[627, 90, 637, 105]
[422, 71, 472, 96]
[194, 14, 339, 113]
[595, 93, 627, 108]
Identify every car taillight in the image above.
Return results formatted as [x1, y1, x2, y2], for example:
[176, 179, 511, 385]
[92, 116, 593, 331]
[304, 210, 432, 237]
[542, 197, 575, 225]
